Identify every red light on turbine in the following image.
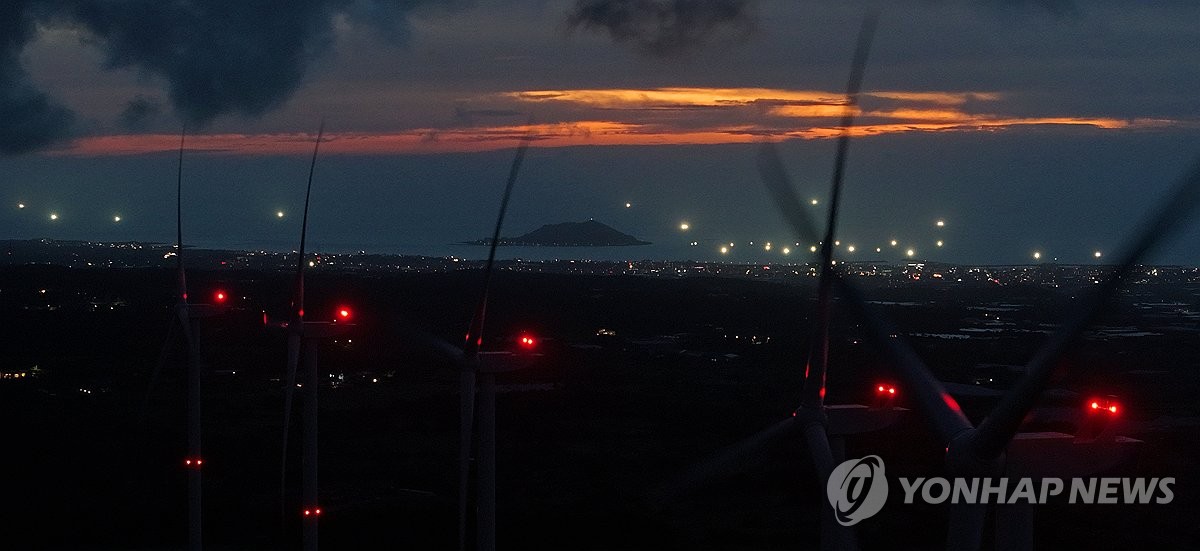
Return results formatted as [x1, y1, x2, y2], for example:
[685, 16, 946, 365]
[303, 509, 311, 516]
[878, 385, 884, 392]
[519, 334, 536, 348]
[1087, 397, 1120, 415]
[876, 384, 897, 396]
[214, 290, 227, 302]
[337, 307, 351, 321]
[315, 508, 322, 515]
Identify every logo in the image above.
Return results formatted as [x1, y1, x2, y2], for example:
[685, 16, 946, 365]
[827, 455, 889, 526]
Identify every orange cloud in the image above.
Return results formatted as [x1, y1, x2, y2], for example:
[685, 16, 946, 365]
[55, 121, 772, 156]
[52, 86, 1181, 156]
[503, 87, 845, 108]
[866, 91, 1004, 105]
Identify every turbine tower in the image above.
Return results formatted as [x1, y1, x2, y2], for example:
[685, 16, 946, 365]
[658, 14, 1194, 550]
[272, 122, 354, 551]
[145, 128, 224, 551]
[458, 132, 533, 551]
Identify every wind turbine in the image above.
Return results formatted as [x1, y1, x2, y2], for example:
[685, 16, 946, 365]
[759, 125, 1198, 551]
[457, 131, 535, 551]
[143, 127, 227, 551]
[660, 13, 1200, 550]
[271, 122, 354, 551]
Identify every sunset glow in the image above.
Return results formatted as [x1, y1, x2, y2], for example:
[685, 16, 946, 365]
[47, 85, 1182, 156]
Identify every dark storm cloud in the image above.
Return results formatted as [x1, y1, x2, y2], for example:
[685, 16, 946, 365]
[0, 0, 446, 155]
[0, 1, 75, 154]
[566, 0, 756, 56]
[117, 94, 163, 130]
[53, 0, 449, 124]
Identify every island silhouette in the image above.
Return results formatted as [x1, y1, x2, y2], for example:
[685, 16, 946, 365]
[463, 219, 650, 247]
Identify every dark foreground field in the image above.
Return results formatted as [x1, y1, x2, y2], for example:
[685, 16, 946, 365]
[2, 265, 1198, 549]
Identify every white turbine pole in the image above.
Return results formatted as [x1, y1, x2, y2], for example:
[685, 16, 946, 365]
[477, 368, 497, 551]
[302, 337, 320, 551]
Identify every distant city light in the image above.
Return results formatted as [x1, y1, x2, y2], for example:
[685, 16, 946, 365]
[113, 215, 122, 223]
[1033, 251, 1042, 260]
[679, 222, 689, 231]
[624, 202, 632, 208]
[782, 247, 791, 255]
[719, 246, 729, 254]
[17, 203, 25, 209]
[875, 247, 882, 253]
[890, 239, 898, 247]
[728, 242, 735, 247]
[1094, 250, 1103, 258]
[906, 248, 915, 257]
[936, 240, 944, 247]
[810, 245, 818, 253]
[764, 242, 772, 251]
[309, 260, 316, 267]
[847, 245, 856, 253]
[834, 240, 840, 246]
[276, 211, 285, 218]
[810, 198, 819, 205]
[936, 220, 945, 227]
[49, 213, 58, 221]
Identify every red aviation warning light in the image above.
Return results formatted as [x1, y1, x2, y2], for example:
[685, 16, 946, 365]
[519, 334, 537, 349]
[1087, 395, 1120, 416]
[872, 383, 898, 410]
[336, 307, 351, 321]
[184, 458, 203, 468]
[214, 290, 227, 303]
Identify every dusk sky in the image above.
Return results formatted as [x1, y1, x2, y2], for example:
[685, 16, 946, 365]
[2, 0, 1199, 263]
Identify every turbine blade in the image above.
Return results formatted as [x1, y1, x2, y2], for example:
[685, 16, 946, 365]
[464, 131, 532, 358]
[281, 123, 323, 522]
[292, 121, 324, 322]
[800, 420, 858, 551]
[175, 127, 187, 301]
[758, 143, 972, 445]
[279, 333, 302, 522]
[757, 143, 822, 245]
[834, 276, 973, 444]
[648, 417, 797, 507]
[973, 157, 1200, 458]
[458, 127, 533, 551]
[804, 14, 877, 409]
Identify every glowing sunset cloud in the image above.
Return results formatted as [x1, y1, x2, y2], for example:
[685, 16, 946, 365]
[504, 87, 846, 108]
[53, 86, 1182, 156]
[867, 91, 1004, 105]
[56, 122, 770, 156]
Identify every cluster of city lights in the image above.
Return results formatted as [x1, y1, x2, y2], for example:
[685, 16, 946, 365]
[673, 216, 1108, 262]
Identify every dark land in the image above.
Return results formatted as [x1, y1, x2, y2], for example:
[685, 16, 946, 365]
[463, 219, 651, 247]
[2, 243, 1200, 549]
